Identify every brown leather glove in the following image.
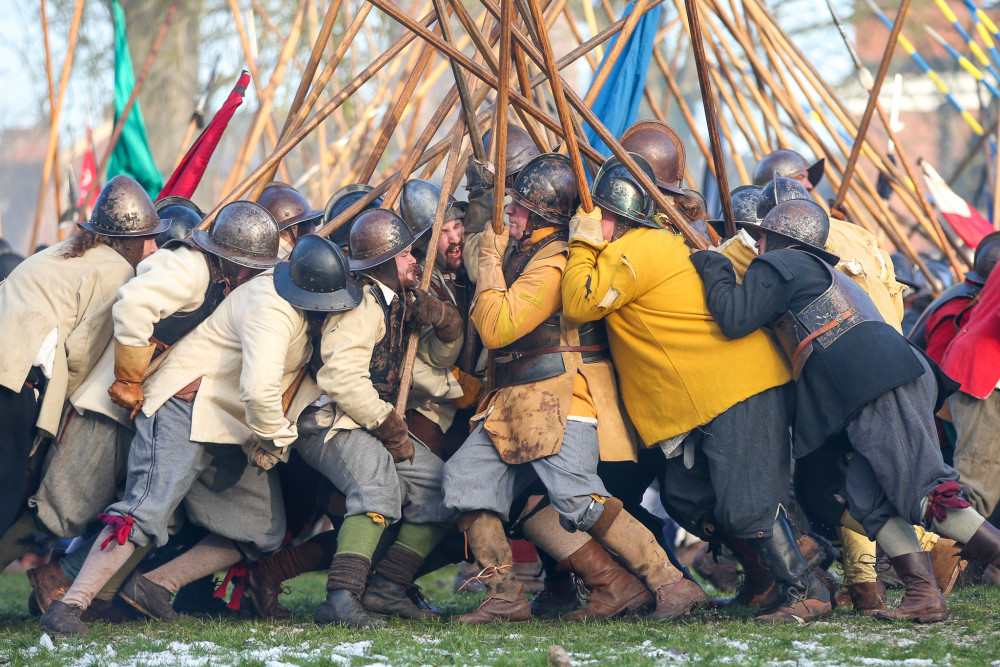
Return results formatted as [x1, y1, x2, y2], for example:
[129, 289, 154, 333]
[371, 410, 414, 464]
[406, 288, 464, 343]
[108, 341, 155, 419]
[243, 436, 282, 470]
[463, 155, 494, 234]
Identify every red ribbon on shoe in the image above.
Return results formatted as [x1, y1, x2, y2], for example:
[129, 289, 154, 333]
[924, 481, 972, 524]
[97, 514, 135, 550]
[213, 563, 249, 610]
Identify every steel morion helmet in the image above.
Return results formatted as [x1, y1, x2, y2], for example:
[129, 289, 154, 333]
[348, 209, 415, 271]
[155, 196, 204, 247]
[757, 172, 811, 220]
[398, 179, 465, 246]
[191, 201, 280, 269]
[743, 199, 839, 265]
[507, 153, 580, 226]
[274, 234, 362, 312]
[967, 231, 1000, 286]
[591, 153, 658, 227]
[257, 182, 323, 232]
[482, 124, 541, 178]
[324, 184, 384, 250]
[79, 175, 171, 237]
[619, 120, 686, 195]
[753, 149, 825, 189]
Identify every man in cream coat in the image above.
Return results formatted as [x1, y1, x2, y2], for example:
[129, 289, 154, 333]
[39, 206, 340, 635]
[0, 176, 165, 550]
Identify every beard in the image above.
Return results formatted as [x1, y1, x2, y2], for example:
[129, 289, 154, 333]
[441, 241, 463, 271]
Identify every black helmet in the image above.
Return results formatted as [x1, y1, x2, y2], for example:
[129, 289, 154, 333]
[0, 253, 24, 281]
[507, 153, 580, 226]
[591, 153, 657, 227]
[192, 201, 280, 269]
[619, 120, 686, 195]
[348, 209, 415, 271]
[399, 179, 465, 246]
[757, 172, 811, 220]
[324, 184, 383, 250]
[743, 199, 839, 265]
[257, 182, 322, 232]
[482, 124, 541, 177]
[155, 196, 203, 247]
[753, 149, 825, 189]
[274, 234, 362, 312]
[967, 231, 1000, 286]
[79, 175, 171, 237]
[925, 260, 954, 291]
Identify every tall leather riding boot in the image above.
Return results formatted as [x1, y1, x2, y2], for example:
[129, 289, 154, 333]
[750, 515, 833, 624]
[929, 538, 966, 596]
[958, 521, 1000, 569]
[454, 511, 530, 624]
[559, 539, 653, 621]
[709, 537, 781, 611]
[247, 530, 338, 618]
[587, 499, 706, 621]
[873, 551, 947, 623]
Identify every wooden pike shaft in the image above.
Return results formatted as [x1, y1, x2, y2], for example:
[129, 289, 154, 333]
[582, 0, 650, 107]
[40, 0, 62, 227]
[493, 0, 514, 232]
[682, 0, 736, 238]
[97, 0, 183, 182]
[832, 0, 911, 209]
[395, 117, 467, 416]
[279, 0, 343, 139]
[30, 0, 85, 252]
[434, 0, 486, 161]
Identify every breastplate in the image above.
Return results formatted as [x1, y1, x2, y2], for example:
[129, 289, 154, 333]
[358, 277, 407, 402]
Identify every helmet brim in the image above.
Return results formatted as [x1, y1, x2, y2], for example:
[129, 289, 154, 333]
[348, 240, 412, 271]
[806, 158, 825, 188]
[276, 209, 324, 232]
[77, 218, 172, 238]
[507, 189, 570, 226]
[273, 261, 363, 312]
[191, 229, 278, 269]
[741, 221, 841, 266]
[964, 270, 988, 287]
[659, 181, 686, 196]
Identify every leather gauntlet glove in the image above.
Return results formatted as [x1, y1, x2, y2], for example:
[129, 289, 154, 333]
[406, 288, 464, 343]
[463, 155, 495, 234]
[108, 341, 155, 419]
[371, 410, 415, 464]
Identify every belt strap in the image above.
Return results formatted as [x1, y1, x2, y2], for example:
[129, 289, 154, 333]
[790, 309, 853, 369]
[494, 344, 607, 363]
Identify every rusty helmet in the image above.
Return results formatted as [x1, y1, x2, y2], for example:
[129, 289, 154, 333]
[257, 182, 322, 232]
[79, 175, 170, 237]
[399, 179, 464, 246]
[324, 183, 383, 250]
[753, 149, 825, 188]
[967, 231, 1000, 285]
[348, 208, 415, 271]
[591, 152, 658, 227]
[154, 196, 203, 248]
[619, 120, 686, 195]
[482, 124, 542, 177]
[507, 153, 580, 226]
[274, 234, 362, 312]
[731, 185, 763, 225]
[192, 201, 280, 269]
[757, 172, 811, 220]
[743, 199, 839, 265]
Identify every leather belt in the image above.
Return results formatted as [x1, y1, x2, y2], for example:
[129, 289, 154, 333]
[790, 309, 853, 373]
[494, 344, 607, 363]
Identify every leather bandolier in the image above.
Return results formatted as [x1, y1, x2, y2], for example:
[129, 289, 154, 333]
[492, 230, 609, 390]
[151, 240, 230, 353]
[357, 275, 407, 403]
[770, 261, 883, 380]
[906, 281, 980, 350]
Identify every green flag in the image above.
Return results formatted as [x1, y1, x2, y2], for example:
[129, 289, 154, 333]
[107, 0, 163, 196]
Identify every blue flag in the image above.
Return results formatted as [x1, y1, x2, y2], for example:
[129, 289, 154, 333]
[582, 1, 662, 161]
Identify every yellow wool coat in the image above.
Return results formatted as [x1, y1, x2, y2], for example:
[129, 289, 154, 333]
[562, 223, 792, 447]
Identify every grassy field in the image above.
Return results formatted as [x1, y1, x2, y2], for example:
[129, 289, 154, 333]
[1, 566, 999, 666]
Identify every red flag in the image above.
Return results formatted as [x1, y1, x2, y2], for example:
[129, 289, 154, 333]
[157, 71, 250, 200]
[76, 128, 99, 209]
[920, 159, 994, 248]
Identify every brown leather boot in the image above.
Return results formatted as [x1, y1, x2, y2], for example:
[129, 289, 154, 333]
[530, 568, 581, 617]
[929, 538, 966, 597]
[709, 539, 780, 611]
[27, 562, 72, 614]
[958, 522, 1000, 570]
[749, 517, 832, 624]
[245, 561, 292, 619]
[873, 552, 947, 623]
[558, 540, 652, 621]
[588, 500, 706, 620]
[454, 511, 530, 624]
[846, 580, 886, 616]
